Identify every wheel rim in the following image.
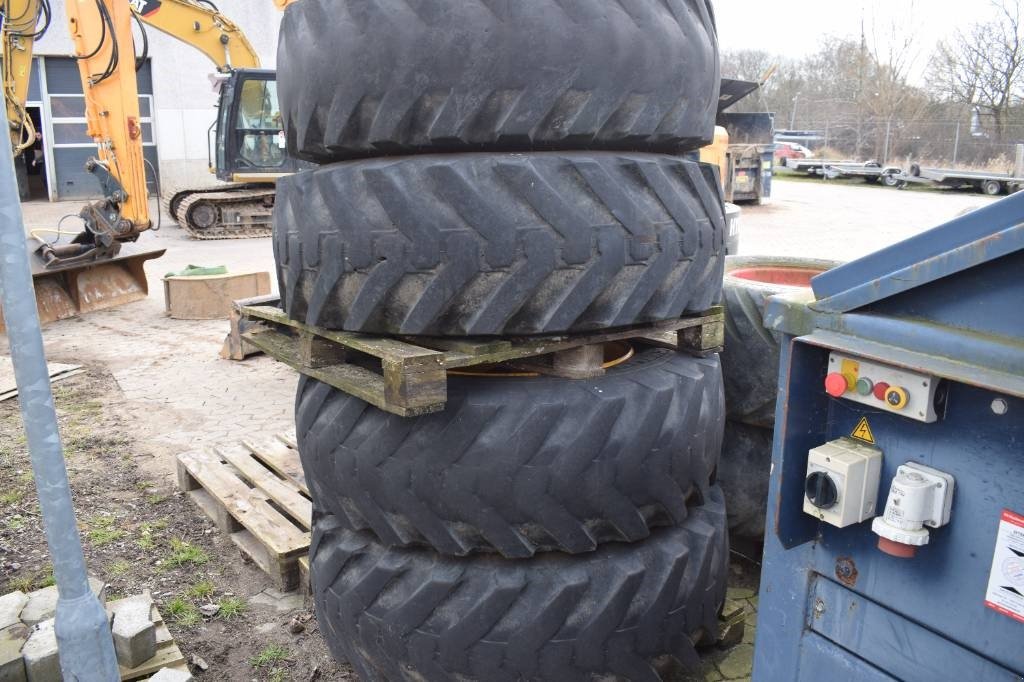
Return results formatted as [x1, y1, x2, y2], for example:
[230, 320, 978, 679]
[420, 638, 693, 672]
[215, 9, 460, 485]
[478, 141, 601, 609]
[449, 341, 634, 377]
[728, 266, 827, 287]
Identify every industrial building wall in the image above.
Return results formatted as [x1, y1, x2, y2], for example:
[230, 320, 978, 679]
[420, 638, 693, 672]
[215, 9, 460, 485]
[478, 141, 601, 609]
[32, 0, 282, 196]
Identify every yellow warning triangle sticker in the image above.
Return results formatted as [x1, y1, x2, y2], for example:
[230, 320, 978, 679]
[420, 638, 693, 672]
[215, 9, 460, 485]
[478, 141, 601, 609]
[851, 417, 875, 444]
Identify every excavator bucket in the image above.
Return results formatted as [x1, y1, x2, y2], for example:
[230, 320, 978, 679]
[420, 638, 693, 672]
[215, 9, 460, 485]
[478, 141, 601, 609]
[0, 239, 165, 332]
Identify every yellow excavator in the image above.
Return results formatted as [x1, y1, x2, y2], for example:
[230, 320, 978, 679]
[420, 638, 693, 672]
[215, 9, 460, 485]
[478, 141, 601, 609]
[1, 0, 298, 324]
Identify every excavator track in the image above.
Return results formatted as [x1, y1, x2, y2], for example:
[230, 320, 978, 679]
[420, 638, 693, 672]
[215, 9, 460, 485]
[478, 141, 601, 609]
[170, 185, 276, 239]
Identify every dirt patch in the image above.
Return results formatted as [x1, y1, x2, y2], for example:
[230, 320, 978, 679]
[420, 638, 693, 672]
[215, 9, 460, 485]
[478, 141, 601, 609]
[0, 369, 351, 681]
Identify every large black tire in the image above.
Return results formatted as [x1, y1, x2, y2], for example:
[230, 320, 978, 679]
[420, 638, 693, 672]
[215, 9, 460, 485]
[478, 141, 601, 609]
[278, 0, 720, 163]
[721, 256, 841, 428]
[716, 420, 773, 539]
[274, 152, 726, 336]
[310, 486, 729, 682]
[296, 347, 725, 558]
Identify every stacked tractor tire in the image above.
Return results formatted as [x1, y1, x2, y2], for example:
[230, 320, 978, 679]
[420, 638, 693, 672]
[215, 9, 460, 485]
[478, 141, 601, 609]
[274, 1, 730, 679]
[717, 256, 842, 539]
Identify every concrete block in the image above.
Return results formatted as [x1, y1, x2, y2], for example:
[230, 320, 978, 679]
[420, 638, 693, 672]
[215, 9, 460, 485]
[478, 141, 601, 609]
[109, 597, 156, 668]
[0, 593, 27, 632]
[148, 668, 193, 682]
[20, 578, 106, 627]
[0, 624, 28, 682]
[21, 620, 59, 682]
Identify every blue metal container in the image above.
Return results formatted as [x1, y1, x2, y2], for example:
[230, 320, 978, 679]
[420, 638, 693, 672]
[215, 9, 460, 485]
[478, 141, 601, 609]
[754, 193, 1024, 679]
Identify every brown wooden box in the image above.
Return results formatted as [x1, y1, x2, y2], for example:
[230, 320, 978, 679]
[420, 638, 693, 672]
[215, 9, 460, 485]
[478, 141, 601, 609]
[163, 271, 271, 320]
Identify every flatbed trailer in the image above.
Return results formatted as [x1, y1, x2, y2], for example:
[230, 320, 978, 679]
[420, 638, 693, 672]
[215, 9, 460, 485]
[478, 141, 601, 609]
[823, 162, 903, 186]
[783, 158, 852, 175]
[894, 165, 1024, 195]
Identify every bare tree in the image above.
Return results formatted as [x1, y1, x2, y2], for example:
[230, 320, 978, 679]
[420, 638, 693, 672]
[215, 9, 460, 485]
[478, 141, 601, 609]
[928, 0, 1024, 141]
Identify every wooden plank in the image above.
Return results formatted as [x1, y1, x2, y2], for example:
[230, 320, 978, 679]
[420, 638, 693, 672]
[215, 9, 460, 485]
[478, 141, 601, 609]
[243, 437, 308, 496]
[177, 450, 308, 555]
[216, 445, 312, 530]
[277, 430, 297, 449]
[243, 306, 444, 367]
[187, 488, 242, 535]
[232, 530, 298, 592]
[298, 556, 311, 596]
[244, 328, 441, 416]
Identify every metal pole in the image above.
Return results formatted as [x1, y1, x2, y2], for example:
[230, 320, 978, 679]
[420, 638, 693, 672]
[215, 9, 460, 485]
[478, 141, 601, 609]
[0, 101, 119, 680]
[789, 94, 799, 130]
[952, 119, 961, 164]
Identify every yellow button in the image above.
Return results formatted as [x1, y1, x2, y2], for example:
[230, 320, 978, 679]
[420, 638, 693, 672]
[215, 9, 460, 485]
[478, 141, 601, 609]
[885, 386, 909, 410]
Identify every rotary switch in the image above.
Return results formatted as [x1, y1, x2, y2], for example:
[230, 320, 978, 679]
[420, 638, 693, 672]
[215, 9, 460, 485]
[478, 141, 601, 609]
[805, 471, 839, 509]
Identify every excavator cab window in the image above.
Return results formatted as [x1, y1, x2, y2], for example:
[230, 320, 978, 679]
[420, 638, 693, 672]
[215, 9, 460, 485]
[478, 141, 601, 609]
[214, 69, 310, 182]
[235, 78, 285, 168]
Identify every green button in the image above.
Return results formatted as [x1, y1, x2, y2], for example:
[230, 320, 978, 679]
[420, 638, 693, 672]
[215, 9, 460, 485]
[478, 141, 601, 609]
[856, 378, 874, 396]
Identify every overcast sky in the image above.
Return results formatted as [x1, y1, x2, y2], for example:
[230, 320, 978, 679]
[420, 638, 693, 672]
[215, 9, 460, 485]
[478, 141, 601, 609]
[714, 0, 1010, 83]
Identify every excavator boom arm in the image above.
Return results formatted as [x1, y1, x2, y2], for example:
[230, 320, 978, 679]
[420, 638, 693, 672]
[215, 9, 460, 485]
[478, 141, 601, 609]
[2, 0, 43, 154]
[129, 0, 259, 70]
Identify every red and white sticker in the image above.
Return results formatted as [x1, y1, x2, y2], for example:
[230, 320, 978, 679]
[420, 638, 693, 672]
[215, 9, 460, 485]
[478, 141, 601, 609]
[985, 509, 1024, 624]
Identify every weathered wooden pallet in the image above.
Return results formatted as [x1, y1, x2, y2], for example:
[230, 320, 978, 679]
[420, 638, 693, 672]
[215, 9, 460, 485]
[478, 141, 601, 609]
[114, 594, 189, 680]
[238, 305, 725, 417]
[221, 294, 282, 360]
[176, 431, 311, 592]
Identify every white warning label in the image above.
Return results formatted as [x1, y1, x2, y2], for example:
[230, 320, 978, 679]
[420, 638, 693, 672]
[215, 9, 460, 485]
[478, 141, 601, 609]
[985, 509, 1024, 624]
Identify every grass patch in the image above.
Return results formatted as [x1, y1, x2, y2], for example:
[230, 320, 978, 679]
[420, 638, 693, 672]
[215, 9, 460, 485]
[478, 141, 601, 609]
[6, 515, 25, 530]
[87, 516, 126, 546]
[268, 670, 287, 682]
[165, 539, 209, 568]
[0, 489, 24, 505]
[8, 575, 34, 593]
[166, 596, 201, 628]
[109, 560, 132, 577]
[251, 645, 289, 668]
[145, 493, 168, 505]
[187, 580, 215, 600]
[218, 596, 247, 620]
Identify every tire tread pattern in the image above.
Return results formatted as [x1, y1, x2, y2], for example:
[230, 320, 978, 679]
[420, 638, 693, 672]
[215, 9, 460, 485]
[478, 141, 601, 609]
[278, 0, 721, 162]
[296, 348, 725, 558]
[310, 486, 729, 682]
[274, 152, 725, 336]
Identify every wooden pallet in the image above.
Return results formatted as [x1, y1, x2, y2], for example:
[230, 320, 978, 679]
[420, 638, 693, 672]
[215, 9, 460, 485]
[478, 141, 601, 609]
[221, 294, 282, 360]
[239, 305, 724, 417]
[176, 431, 311, 591]
[113, 594, 189, 680]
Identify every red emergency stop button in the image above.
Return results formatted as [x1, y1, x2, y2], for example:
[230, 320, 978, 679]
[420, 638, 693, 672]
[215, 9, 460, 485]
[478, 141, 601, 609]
[873, 381, 890, 400]
[825, 372, 850, 397]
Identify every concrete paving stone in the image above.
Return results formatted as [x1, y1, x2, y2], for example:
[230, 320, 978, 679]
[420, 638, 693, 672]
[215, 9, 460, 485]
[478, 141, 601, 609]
[726, 587, 756, 601]
[0, 593, 27, 631]
[250, 589, 303, 614]
[20, 578, 106, 627]
[715, 643, 754, 680]
[21, 620, 59, 682]
[742, 622, 756, 645]
[743, 610, 758, 627]
[0, 624, 28, 682]
[110, 596, 157, 668]
[149, 668, 193, 682]
[701, 659, 723, 681]
[747, 595, 759, 611]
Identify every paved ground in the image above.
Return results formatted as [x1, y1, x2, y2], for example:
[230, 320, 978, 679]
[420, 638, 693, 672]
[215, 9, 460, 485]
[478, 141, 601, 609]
[9, 198, 290, 482]
[4, 177, 1003, 679]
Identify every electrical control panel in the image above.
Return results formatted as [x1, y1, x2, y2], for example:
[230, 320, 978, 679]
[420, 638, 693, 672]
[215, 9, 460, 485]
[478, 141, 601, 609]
[803, 437, 883, 527]
[824, 352, 940, 422]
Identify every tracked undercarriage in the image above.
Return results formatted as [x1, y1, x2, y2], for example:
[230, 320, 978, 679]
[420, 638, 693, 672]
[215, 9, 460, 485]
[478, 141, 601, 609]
[167, 184, 276, 239]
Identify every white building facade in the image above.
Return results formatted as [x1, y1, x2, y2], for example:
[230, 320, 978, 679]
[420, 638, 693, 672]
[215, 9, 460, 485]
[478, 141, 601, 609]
[28, 0, 282, 199]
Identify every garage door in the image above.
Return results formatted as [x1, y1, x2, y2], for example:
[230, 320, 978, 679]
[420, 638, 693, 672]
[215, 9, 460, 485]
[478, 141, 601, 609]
[43, 56, 159, 200]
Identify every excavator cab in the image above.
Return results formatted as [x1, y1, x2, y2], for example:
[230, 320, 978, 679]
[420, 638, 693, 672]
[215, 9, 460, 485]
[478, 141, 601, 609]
[214, 69, 307, 183]
[168, 68, 309, 239]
